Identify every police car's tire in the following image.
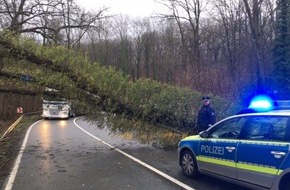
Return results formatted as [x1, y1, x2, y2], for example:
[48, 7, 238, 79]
[180, 150, 199, 178]
[283, 182, 290, 190]
[280, 177, 290, 190]
[279, 174, 290, 190]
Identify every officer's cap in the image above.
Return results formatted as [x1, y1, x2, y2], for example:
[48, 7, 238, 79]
[202, 96, 210, 101]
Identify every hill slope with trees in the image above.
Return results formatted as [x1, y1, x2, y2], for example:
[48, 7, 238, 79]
[1, 0, 290, 131]
[0, 31, 238, 131]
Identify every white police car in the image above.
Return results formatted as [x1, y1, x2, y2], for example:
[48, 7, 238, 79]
[178, 96, 290, 190]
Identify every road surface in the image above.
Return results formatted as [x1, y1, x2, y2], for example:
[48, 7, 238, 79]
[1, 117, 250, 190]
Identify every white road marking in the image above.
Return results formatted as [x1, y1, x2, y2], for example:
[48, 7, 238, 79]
[4, 118, 195, 190]
[73, 118, 196, 190]
[4, 120, 42, 190]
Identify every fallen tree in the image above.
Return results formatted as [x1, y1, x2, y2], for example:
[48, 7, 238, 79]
[0, 31, 240, 131]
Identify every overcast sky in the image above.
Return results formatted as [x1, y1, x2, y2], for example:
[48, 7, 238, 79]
[76, 0, 164, 18]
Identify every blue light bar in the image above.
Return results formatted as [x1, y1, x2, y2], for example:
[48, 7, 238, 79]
[248, 95, 273, 111]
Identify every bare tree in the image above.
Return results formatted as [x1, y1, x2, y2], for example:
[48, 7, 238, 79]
[156, 0, 211, 86]
[242, 0, 276, 92]
[211, 0, 244, 82]
[131, 18, 148, 80]
[109, 15, 133, 74]
[0, 0, 109, 47]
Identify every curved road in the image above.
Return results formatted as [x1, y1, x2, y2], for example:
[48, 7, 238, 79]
[1, 117, 250, 190]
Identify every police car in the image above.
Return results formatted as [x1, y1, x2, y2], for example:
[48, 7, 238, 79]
[178, 95, 290, 190]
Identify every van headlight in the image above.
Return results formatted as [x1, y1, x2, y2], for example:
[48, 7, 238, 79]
[43, 104, 49, 110]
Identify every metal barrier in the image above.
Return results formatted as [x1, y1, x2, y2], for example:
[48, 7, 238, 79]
[0, 111, 41, 141]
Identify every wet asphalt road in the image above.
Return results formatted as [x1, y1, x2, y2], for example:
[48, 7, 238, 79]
[1, 117, 251, 190]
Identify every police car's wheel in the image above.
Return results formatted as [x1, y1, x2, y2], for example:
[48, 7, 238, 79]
[284, 182, 290, 190]
[280, 178, 290, 190]
[281, 178, 290, 190]
[180, 150, 198, 178]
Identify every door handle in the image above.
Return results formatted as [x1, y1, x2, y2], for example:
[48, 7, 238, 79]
[271, 151, 286, 159]
[226, 146, 236, 152]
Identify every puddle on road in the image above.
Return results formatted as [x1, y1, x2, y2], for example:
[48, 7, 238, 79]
[86, 114, 187, 149]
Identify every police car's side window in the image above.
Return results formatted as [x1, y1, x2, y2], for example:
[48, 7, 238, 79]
[208, 117, 246, 139]
[242, 116, 288, 142]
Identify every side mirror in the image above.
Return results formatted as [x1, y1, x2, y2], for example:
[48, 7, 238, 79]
[199, 131, 209, 138]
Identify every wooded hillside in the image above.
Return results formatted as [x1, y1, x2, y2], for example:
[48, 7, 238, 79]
[0, 31, 238, 130]
[1, 0, 290, 129]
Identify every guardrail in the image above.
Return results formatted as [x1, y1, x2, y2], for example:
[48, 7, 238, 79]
[0, 111, 41, 141]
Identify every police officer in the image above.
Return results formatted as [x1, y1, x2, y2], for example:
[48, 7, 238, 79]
[197, 96, 216, 132]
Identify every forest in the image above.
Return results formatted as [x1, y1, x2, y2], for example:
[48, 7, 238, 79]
[0, 0, 289, 130]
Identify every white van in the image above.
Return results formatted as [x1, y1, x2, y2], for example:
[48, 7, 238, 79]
[42, 88, 74, 119]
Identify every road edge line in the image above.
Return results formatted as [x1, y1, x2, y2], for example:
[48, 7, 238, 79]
[3, 120, 42, 190]
[73, 117, 195, 190]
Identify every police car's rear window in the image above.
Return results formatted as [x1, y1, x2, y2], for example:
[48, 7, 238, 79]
[241, 116, 289, 142]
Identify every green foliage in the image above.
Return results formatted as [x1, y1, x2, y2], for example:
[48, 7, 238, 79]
[0, 31, 241, 130]
[88, 64, 129, 98]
